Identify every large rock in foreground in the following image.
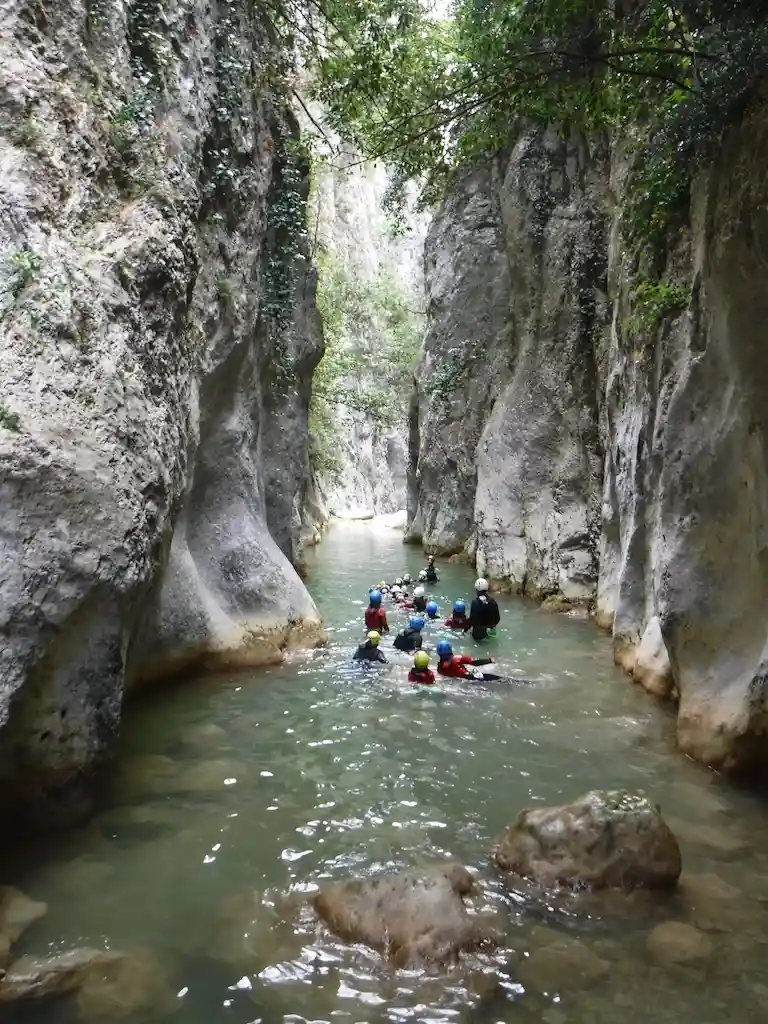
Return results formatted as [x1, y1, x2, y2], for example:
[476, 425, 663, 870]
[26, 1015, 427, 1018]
[493, 790, 681, 891]
[0, 947, 176, 1018]
[313, 864, 492, 968]
[0, 0, 323, 835]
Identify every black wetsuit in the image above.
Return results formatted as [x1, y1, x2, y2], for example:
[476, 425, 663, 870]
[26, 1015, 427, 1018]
[465, 594, 500, 641]
[353, 641, 387, 663]
[393, 627, 423, 652]
[412, 595, 427, 613]
[424, 566, 439, 583]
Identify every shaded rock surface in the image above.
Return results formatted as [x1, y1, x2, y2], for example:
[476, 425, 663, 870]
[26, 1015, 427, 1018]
[312, 864, 491, 967]
[408, 97, 768, 773]
[0, 0, 323, 833]
[493, 790, 681, 890]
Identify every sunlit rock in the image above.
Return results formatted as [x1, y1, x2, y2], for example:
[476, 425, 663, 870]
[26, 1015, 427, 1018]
[493, 790, 682, 890]
[313, 864, 493, 968]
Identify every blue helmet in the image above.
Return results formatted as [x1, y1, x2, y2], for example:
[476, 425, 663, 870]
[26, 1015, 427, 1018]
[426, 600, 438, 615]
[453, 600, 465, 615]
[436, 640, 453, 658]
[369, 590, 382, 606]
[409, 616, 425, 631]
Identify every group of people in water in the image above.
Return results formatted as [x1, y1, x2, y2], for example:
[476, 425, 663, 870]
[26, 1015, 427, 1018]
[353, 555, 503, 685]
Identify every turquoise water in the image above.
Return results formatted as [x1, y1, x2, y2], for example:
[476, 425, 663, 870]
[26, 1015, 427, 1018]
[3, 521, 768, 1023]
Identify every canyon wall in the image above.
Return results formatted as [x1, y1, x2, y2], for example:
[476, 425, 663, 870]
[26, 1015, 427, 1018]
[408, 106, 768, 775]
[0, 0, 323, 832]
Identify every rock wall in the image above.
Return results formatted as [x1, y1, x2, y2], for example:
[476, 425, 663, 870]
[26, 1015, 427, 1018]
[0, 0, 323, 832]
[409, 104, 768, 776]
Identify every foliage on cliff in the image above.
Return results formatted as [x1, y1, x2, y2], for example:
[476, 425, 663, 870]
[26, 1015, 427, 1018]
[309, 252, 421, 479]
[293, 0, 767, 264]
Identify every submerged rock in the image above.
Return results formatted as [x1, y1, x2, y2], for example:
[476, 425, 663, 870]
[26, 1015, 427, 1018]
[0, 887, 47, 944]
[646, 921, 714, 966]
[0, 947, 176, 1017]
[180, 723, 228, 747]
[493, 790, 681, 890]
[517, 929, 610, 993]
[313, 864, 492, 968]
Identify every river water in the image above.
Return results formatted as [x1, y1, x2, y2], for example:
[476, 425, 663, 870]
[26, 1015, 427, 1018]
[4, 521, 768, 1024]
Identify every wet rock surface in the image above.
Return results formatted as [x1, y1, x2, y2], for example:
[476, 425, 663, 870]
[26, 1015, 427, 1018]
[313, 864, 492, 967]
[517, 928, 610, 993]
[493, 790, 682, 890]
[0, 887, 47, 944]
[0, 947, 176, 1017]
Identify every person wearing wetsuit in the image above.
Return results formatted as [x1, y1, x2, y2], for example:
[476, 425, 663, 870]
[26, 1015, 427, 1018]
[445, 600, 468, 629]
[426, 600, 439, 620]
[423, 555, 439, 584]
[353, 630, 387, 663]
[408, 650, 436, 685]
[365, 590, 389, 633]
[393, 616, 425, 652]
[411, 586, 427, 613]
[435, 640, 499, 680]
[465, 578, 500, 641]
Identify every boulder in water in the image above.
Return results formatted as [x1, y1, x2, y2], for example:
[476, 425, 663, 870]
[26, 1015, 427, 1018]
[493, 790, 681, 890]
[0, 887, 47, 944]
[0, 947, 176, 1017]
[313, 864, 491, 967]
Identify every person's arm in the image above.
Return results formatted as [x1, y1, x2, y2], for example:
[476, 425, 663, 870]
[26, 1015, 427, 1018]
[377, 649, 388, 663]
[353, 648, 363, 661]
[381, 610, 389, 631]
[472, 657, 494, 666]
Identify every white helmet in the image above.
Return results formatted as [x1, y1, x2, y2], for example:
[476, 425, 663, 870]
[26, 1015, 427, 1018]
[395, 577, 403, 586]
[403, 573, 412, 584]
[475, 578, 489, 593]
[414, 585, 425, 598]
[391, 585, 401, 595]
[418, 570, 427, 581]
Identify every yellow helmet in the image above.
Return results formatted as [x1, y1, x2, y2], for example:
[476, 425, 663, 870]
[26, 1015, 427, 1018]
[414, 650, 429, 670]
[367, 630, 381, 645]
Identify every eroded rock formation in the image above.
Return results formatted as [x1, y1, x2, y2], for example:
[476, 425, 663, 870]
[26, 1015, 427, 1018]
[0, 1, 323, 831]
[408, 103, 768, 775]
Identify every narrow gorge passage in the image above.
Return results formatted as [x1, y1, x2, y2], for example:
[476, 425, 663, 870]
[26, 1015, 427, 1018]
[3, 522, 768, 1024]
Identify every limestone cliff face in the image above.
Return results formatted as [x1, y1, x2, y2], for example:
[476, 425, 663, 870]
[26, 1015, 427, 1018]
[0, 0, 323, 831]
[407, 129, 607, 601]
[409, 104, 768, 775]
